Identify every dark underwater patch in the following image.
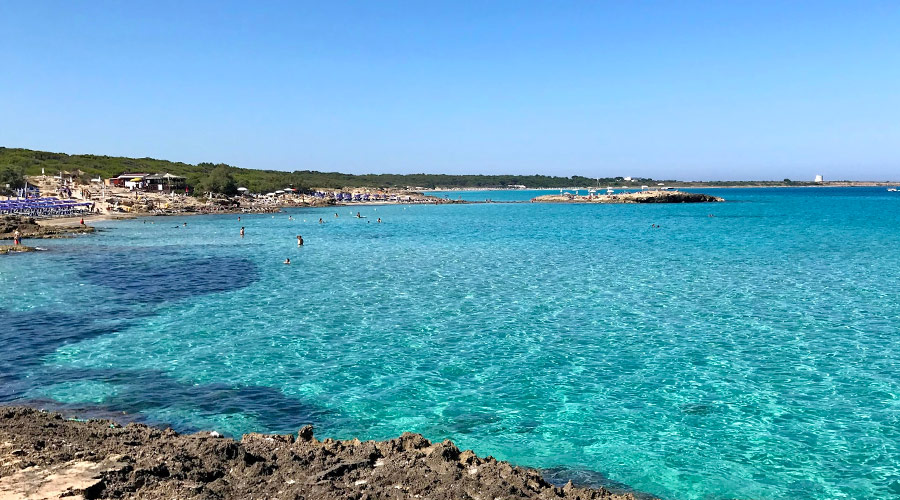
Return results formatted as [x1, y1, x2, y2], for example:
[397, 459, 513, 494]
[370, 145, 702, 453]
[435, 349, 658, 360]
[76, 248, 258, 304]
[11, 367, 337, 437]
[542, 466, 657, 499]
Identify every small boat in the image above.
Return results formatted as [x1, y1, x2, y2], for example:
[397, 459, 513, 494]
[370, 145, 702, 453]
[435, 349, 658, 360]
[888, 188, 898, 192]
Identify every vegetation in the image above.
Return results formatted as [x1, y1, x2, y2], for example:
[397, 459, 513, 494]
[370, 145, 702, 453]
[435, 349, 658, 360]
[195, 165, 238, 196]
[0, 147, 656, 192]
[0, 165, 26, 195]
[1, 147, 823, 194]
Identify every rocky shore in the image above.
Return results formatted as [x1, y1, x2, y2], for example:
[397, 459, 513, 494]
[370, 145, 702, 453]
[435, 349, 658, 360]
[0, 407, 639, 500]
[0, 244, 38, 254]
[532, 191, 724, 204]
[0, 215, 95, 241]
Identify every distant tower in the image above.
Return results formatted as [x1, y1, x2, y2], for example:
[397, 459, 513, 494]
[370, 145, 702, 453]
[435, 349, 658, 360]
[814, 174, 824, 183]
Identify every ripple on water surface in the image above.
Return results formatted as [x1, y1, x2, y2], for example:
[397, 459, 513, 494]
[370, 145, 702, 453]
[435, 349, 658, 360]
[2, 188, 900, 500]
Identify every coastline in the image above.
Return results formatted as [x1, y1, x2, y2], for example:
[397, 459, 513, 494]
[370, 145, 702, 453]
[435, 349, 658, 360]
[428, 182, 900, 191]
[0, 406, 645, 500]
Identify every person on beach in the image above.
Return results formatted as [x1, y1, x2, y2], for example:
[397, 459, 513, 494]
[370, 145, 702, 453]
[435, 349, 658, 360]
[284, 258, 291, 265]
[297, 235, 304, 246]
[240, 226, 245, 237]
[80, 217, 85, 225]
[13, 229, 20, 246]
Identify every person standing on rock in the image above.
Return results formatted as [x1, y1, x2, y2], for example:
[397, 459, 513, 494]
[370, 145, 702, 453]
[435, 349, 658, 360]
[13, 229, 20, 246]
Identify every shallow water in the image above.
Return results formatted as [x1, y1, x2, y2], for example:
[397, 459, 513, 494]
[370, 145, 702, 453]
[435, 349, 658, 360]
[3, 187, 900, 500]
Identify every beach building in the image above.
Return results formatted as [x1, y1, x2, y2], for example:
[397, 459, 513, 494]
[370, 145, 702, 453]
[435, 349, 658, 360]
[145, 173, 187, 193]
[107, 173, 151, 189]
[814, 174, 824, 183]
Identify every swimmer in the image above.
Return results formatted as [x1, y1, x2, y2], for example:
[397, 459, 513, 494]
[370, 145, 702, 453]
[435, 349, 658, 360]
[356, 212, 362, 218]
[183, 222, 187, 227]
[238, 216, 241, 221]
[240, 226, 245, 237]
[319, 218, 324, 224]
[297, 235, 304, 246]
[289, 215, 294, 220]
[335, 213, 339, 218]
[377, 218, 382, 223]
[284, 258, 291, 265]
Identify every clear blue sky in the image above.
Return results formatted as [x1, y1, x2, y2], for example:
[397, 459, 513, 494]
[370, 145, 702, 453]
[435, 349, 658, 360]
[1, 1, 898, 180]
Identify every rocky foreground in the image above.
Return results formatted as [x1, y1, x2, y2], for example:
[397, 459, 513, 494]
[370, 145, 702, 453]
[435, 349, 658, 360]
[0, 407, 639, 500]
[532, 191, 723, 203]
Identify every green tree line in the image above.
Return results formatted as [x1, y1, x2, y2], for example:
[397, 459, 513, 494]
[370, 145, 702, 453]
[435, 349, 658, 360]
[0, 147, 662, 192]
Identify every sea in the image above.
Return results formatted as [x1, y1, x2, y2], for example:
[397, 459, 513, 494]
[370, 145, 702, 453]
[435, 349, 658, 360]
[2, 187, 899, 500]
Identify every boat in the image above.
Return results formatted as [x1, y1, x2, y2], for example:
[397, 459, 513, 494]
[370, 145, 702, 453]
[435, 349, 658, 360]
[888, 188, 898, 192]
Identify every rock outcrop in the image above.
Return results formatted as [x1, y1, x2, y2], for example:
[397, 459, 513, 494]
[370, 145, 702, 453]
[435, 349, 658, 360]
[0, 215, 94, 240]
[532, 191, 724, 204]
[0, 406, 641, 500]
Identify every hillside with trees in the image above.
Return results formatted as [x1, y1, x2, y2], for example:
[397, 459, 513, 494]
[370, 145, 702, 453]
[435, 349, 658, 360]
[0, 147, 658, 192]
[2, 147, 832, 193]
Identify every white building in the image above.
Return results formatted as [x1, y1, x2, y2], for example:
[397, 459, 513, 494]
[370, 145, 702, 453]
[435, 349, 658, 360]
[814, 175, 824, 183]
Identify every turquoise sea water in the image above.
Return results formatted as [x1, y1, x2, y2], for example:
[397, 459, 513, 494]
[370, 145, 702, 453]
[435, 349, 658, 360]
[3, 187, 900, 500]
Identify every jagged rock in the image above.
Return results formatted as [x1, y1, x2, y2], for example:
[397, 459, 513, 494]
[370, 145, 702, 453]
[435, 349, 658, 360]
[0, 406, 646, 500]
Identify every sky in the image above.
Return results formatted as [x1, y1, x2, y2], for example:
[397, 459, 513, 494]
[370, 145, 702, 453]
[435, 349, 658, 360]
[1, 1, 898, 181]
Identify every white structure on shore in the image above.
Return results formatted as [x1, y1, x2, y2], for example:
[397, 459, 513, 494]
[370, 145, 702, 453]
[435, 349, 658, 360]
[814, 174, 824, 183]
